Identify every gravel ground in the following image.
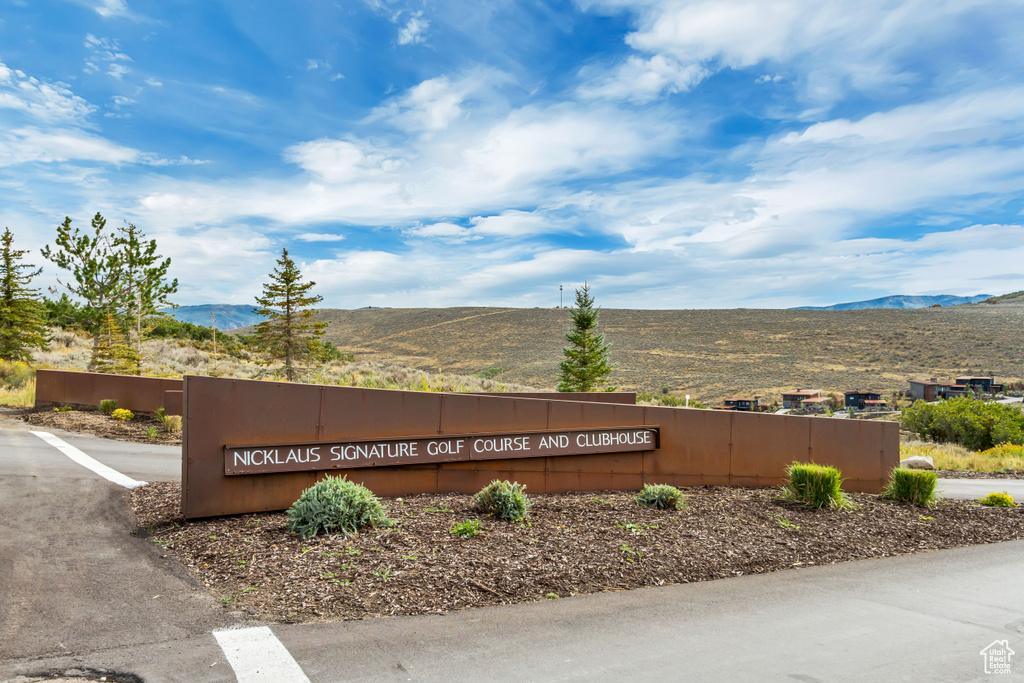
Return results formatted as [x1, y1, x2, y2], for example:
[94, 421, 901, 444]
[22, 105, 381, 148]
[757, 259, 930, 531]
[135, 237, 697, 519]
[131, 483, 1024, 624]
[21, 408, 181, 445]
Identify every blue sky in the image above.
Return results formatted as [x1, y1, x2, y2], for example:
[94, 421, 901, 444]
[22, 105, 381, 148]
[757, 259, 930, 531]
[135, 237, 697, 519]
[2, 0, 1023, 309]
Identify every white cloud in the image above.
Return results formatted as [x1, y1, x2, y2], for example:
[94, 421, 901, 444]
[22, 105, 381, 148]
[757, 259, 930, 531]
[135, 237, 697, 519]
[0, 127, 140, 166]
[0, 62, 96, 123]
[578, 54, 708, 102]
[306, 59, 329, 71]
[370, 75, 473, 133]
[296, 232, 346, 242]
[95, 0, 130, 18]
[283, 138, 403, 183]
[84, 34, 133, 80]
[397, 12, 429, 45]
[404, 221, 477, 241]
[470, 210, 551, 236]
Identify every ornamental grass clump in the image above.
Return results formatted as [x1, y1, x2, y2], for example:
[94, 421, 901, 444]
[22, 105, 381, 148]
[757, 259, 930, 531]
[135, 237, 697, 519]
[781, 462, 854, 509]
[636, 483, 686, 510]
[474, 480, 529, 521]
[978, 491, 1016, 507]
[881, 467, 938, 507]
[286, 476, 394, 538]
[99, 398, 117, 415]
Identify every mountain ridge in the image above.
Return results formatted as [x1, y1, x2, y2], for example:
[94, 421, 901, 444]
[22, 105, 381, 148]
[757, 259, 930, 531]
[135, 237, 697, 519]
[792, 294, 993, 310]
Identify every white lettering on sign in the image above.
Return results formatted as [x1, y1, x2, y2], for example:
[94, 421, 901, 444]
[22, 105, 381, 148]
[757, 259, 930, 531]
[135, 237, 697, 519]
[224, 426, 659, 475]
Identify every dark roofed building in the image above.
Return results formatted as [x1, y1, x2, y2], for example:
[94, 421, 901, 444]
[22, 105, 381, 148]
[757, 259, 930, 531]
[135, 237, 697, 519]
[844, 390, 881, 410]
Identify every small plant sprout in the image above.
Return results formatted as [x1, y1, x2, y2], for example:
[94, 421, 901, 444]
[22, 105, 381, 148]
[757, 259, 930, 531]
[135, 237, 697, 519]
[451, 520, 482, 538]
[145, 426, 159, 438]
[545, 592, 560, 600]
[775, 516, 800, 530]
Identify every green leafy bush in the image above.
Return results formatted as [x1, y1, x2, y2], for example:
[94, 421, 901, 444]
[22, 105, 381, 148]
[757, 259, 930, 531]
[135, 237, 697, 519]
[636, 483, 686, 510]
[978, 491, 1016, 507]
[474, 480, 529, 521]
[111, 408, 134, 421]
[901, 397, 1024, 450]
[781, 462, 853, 509]
[286, 476, 394, 538]
[881, 468, 938, 507]
[450, 520, 482, 537]
[99, 399, 117, 415]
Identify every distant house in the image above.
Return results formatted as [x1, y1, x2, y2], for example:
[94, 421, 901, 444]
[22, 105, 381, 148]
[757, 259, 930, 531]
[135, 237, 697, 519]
[798, 395, 833, 412]
[863, 399, 888, 411]
[722, 398, 760, 412]
[910, 376, 1000, 400]
[782, 389, 822, 409]
[909, 379, 963, 401]
[955, 376, 1003, 393]
[844, 390, 881, 410]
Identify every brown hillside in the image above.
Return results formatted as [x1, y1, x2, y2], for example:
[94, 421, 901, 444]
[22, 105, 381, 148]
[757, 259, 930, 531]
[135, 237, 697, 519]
[291, 301, 1023, 405]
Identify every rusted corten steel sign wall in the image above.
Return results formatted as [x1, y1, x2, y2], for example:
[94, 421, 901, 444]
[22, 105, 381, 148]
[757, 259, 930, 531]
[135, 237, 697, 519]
[182, 375, 899, 519]
[35, 369, 183, 415]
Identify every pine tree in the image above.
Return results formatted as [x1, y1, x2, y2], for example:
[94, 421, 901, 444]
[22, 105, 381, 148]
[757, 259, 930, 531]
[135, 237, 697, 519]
[253, 248, 327, 381]
[557, 282, 613, 392]
[0, 228, 49, 361]
[41, 213, 176, 373]
[91, 308, 140, 374]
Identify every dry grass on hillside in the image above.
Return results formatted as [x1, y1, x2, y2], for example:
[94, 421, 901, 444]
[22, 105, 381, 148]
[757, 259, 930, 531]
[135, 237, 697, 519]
[309, 301, 1024, 405]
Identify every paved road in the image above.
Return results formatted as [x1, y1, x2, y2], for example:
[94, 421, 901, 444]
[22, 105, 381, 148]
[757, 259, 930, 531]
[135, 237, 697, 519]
[2, 423, 1024, 681]
[939, 477, 1024, 501]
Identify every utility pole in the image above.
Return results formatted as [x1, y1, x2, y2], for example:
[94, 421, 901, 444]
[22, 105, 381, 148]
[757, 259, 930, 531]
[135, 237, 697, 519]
[211, 312, 218, 373]
[559, 284, 563, 309]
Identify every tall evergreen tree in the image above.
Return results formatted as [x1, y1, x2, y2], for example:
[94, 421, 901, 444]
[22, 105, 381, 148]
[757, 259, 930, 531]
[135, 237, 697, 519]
[253, 248, 327, 381]
[0, 228, 49, 361]
[41, 213, 177, 372]
[557, 282, 613, 392]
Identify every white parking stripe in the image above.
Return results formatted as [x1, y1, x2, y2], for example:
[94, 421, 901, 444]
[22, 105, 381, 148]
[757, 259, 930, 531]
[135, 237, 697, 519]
[214, 626, 312, 683]
[31, 430, 147, 489]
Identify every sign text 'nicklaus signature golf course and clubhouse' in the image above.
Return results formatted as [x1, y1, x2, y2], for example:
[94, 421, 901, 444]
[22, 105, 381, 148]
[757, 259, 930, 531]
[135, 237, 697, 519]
[224, 426, 660, 475]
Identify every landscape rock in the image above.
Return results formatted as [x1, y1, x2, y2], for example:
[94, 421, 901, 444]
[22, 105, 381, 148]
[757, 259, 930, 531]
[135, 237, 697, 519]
[900, 455, 935, 470]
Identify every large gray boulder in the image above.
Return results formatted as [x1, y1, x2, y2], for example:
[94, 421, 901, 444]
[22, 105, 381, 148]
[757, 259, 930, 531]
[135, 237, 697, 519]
[899, 455, 935, 470]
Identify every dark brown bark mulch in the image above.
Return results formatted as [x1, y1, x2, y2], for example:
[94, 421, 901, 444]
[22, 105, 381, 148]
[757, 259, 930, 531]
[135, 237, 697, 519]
[22, 407, 181, 445]
[131, 483, 1024, 624]
[934, 469, 1024, 479]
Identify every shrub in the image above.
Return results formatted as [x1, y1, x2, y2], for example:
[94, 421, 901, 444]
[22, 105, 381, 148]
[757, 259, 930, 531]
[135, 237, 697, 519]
[901, 397, 1024, 451]
[451, 520, 482, 537]
[780, 462, 854, 509]
[155, 407, 182, 433]
[145, 426, 159, 438]
[111, 408, 134, 421]
[474, 480, 529, 521]
[286, 476, 393, 538]
[636, 483, 686, 510]
[978, 491, 1016, 507]
[99, 399, 117, 415]
[881, 468, 938, 507]
[0, 360, 34, 389]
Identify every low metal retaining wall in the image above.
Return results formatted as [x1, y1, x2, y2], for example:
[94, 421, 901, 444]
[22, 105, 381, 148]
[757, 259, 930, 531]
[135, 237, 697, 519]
[34, 369, 183, 415]
[182, 375, 899, 518]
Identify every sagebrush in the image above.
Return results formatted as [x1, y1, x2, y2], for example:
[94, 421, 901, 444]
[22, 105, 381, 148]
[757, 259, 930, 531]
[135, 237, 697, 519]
[636, 483, 686, 510]
[286, 476, 393, 538]
[473, 480, 529, 521]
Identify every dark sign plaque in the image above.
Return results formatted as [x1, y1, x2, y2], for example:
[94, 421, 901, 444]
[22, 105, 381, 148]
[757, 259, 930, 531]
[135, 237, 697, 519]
[224, 426, 659, 476]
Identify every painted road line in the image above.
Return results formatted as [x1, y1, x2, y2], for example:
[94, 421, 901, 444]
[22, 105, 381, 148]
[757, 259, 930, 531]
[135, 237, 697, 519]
[214, 626, 312, 683]
[31, 430, 147, 489]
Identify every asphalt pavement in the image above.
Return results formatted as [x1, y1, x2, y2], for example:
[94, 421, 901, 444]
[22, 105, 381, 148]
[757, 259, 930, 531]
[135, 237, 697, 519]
[2, 421, 1023, 682]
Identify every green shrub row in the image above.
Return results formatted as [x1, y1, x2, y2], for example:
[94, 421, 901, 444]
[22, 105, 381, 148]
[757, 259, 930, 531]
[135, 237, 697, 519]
[901, 397, 1024, 451]
[285, 462, 957, 540]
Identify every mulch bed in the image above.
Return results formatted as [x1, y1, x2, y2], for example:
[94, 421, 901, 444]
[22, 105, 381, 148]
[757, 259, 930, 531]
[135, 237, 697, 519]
[22, 408, 181, 445]
[934, 469, 1024, 479]
[131, 483, 1024, 624]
